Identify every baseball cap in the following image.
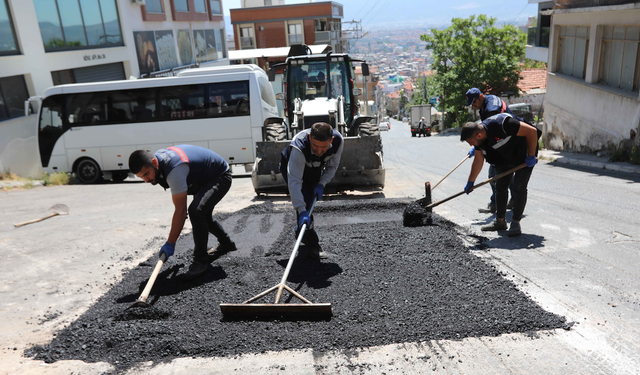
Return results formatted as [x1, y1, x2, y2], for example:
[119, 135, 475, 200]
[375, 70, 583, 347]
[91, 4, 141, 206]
[466, 88, 481, 106]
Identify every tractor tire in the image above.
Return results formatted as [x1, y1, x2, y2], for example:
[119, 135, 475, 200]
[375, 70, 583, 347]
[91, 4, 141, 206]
[359, 122, 380, 137]
[265, 122, 287, 141]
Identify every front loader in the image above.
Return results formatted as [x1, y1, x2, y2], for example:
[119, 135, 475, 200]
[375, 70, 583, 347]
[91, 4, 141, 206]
[251, 45, 385, 194]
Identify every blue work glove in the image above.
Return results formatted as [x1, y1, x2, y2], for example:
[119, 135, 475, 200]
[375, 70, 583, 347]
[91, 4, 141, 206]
[159, 241, 175, 260]
[467, 146, 475, 158]
[298, 211, 311, 230]
[314, 183, 325, 200]
[464, 181, 474, 194]
[525, 155, 537, 167]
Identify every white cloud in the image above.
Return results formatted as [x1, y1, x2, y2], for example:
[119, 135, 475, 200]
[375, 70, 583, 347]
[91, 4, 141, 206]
[452, 2, 481, 10]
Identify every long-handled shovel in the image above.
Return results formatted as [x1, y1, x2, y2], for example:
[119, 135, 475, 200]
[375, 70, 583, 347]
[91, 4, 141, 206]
[128, 252, 168, 309]
[432, 154, 471, 190]
[426, 163, 528, 209]
[14, 204, 69, 228]
[220, 198, 332, 320]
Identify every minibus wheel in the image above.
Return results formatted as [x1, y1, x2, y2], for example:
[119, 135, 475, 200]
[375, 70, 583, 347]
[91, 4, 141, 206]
[76, 158, 102, 184]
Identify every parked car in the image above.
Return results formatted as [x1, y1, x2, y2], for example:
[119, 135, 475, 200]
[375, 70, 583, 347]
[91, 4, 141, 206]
[402, 117, 409, 122]
[508, 103, 535, 125]
[378, 121, 390, 131]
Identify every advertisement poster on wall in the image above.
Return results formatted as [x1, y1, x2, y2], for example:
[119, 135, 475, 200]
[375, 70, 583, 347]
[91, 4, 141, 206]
[134, 31, 159, 75]
[193, 30, 206, 63]
[155, 30, 178, 70]
[205, 30, 217, 62]
[177, 29, 193, 65]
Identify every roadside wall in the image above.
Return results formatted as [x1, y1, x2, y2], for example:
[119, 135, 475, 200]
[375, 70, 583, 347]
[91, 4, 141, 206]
[0, 116, 41, 178]
[545, 73, 640, 151]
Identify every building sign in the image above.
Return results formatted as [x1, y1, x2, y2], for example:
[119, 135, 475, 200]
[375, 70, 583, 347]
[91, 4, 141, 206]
[155, 30, 178, 70]
[332, 5, 341, 17]
[83, 54, 107, 61]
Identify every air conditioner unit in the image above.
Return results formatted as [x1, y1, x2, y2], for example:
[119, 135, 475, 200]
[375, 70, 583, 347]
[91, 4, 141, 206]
[131, 0, 145, 5]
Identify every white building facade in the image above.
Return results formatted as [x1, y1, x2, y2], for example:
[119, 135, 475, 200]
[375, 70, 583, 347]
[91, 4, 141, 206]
[542, 1, 640, 151]
[0, 0, 229, 176]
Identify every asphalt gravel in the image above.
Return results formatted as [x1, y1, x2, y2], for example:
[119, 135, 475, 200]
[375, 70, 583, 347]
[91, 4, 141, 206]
[26, 199, 566, 372]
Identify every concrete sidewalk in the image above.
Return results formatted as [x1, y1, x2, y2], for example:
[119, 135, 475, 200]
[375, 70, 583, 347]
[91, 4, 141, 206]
[538, 149, 640, 175]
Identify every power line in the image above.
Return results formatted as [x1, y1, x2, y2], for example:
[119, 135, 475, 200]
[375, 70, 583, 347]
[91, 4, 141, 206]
[360, 0, 383, 23]
[512, 3, 531, 23]
[362, 0, 393, 28]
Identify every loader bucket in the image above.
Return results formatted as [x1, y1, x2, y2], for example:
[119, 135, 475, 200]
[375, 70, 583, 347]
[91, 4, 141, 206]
[251, 135, 385, 194]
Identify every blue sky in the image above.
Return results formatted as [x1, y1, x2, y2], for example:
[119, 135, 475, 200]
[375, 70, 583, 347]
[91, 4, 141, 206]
[222, 0, 539, 33]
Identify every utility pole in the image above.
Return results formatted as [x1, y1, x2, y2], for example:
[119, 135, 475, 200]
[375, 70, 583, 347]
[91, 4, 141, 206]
[338, 20, 364, 53]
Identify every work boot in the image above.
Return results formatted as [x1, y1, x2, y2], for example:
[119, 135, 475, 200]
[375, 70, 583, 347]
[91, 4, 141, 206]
[508, 221, 522, 237]
[306, 243, 328, 260]
[507, 199, 515, 209]
[481, 220, 507, 232]
[207, 240, 237, 256]
[478, 202, 497, 214]
[184, 260, 209, 279]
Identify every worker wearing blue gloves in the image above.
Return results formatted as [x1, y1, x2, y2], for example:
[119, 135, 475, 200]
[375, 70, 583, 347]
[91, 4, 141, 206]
[460, 113, 541, 237]
[280, 122, 344, 259]
[129, 145, 236, 279]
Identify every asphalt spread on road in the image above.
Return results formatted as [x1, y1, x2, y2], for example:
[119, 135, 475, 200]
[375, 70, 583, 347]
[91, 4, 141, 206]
[26, 199, 566, 371]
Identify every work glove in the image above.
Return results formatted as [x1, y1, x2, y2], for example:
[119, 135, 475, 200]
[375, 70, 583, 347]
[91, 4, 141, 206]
[525, 155, 537, 167]
[467, 146, 475, 158]
[159, 241, 175, 260]
[464, 181, 474, 194]
[298, 211, 311, 230]
[314, 183, 325, 200]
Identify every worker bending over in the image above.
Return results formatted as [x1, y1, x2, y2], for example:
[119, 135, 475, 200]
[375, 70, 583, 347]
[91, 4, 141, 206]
[129, 145, 236, 279]
[461, 114, 541, 237]
[280, 123, 344, 259]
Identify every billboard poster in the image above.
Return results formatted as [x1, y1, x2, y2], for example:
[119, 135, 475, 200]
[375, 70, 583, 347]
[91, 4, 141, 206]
[134, 31, 159, 74]
[214, 29, 223, 60]
[205, 29, 217, 61]
[193, 30, 206, 63]
[155, 30, 178, 70]
[177, 29, 193, 65]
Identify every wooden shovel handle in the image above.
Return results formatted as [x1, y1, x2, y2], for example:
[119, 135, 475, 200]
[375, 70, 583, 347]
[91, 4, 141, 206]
[427, 163, 527, 209]
[137, 253, 167, 303]
[432, 154, 470, 190]
[14, 212, 59, 228]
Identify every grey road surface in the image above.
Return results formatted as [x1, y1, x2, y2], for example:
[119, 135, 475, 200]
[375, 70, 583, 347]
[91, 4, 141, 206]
[1, 119, 639, 374]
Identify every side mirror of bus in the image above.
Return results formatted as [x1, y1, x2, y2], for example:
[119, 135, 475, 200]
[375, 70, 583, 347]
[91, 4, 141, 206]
[353, 88, 363, 96]
[275, 92, 285, 100]
[268, 67, 276, 82]
[24, 101, 30, 116]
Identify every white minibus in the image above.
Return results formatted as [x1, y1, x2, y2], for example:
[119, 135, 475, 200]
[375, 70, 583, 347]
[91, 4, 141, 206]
[31, 64, 280, 183]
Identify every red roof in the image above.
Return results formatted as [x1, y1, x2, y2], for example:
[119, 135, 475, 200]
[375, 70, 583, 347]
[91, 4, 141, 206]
[387, 91, 400, 99]
[518, 69, 547, 93]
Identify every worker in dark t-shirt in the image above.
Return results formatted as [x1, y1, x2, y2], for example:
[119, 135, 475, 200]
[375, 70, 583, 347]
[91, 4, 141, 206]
[460, 114, 541, 237]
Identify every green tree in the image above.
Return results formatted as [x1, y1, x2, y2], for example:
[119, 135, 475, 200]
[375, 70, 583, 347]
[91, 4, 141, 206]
[421, 15, 526, 126]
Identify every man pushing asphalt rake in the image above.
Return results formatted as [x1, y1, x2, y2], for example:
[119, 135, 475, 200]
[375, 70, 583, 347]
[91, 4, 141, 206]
[219, 197, 332, 320]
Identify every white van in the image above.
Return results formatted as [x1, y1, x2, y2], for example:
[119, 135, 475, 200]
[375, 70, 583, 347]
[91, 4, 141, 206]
[31, 64, 280, 183]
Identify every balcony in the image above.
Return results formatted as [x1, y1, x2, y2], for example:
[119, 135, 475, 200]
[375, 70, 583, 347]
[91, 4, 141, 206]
[240, 37, 254, 49]
[527, 27, 550, 47]
[315, 31, 330, 43]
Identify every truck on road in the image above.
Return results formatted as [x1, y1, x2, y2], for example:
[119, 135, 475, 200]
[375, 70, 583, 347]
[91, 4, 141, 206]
[410, 104, 431, 137]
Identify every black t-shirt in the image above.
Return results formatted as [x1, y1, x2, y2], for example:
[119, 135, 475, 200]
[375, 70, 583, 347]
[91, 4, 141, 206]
[476, 114, 538, 165]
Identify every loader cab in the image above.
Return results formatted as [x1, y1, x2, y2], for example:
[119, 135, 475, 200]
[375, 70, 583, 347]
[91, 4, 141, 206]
[276, 53, 357, 130]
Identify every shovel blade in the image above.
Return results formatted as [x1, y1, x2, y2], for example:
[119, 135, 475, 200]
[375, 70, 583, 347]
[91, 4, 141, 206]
[127, 299, 151, 310]
[220, 303, 332, 320]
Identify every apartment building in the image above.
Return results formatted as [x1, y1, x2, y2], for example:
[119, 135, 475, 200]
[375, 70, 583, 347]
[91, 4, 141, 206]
[229, 1, 343, 67]
[528, 0, 640, 151]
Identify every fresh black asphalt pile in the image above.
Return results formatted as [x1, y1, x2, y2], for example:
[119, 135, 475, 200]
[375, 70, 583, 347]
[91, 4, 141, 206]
[26, 199, 566, 371]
